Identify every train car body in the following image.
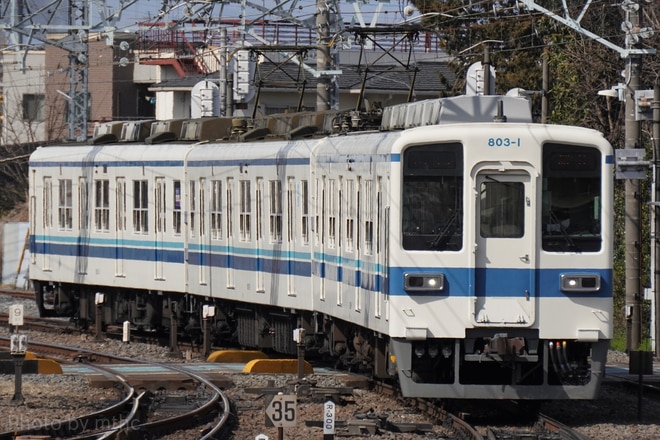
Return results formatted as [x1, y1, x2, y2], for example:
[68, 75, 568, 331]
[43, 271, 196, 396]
[28, 95, 613, 400]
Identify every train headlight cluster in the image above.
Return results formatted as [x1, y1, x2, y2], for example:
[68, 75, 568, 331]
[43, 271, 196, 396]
[404, 273, 445, 293]
[560, 273, 601, 293]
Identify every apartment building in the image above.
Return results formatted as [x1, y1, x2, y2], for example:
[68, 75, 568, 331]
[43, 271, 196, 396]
[1, 23, 452, 145]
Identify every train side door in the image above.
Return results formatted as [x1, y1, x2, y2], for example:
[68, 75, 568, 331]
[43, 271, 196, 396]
[42, 177, 53, 271]
[473, 168, 535, 326]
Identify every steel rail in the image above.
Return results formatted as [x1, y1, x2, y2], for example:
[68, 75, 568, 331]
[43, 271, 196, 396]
[374, 381, 484, 440]
[0, 338, 232, 438]
[130, 361, 232, 439]
[539, 413, 592, 440]
[0, 362, 135, 440]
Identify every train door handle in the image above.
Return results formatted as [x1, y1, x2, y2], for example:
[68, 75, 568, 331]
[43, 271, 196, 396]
[520, 254, 529, 263]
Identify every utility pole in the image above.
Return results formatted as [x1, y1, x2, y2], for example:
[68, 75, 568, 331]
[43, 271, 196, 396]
[653, 83, 660, 356]
[520, 0, 655, 354]
[651, 82, 660, 356]
[66, 0, 90, 141]
[624, 46, 642, 352]
[316, 0, 331, 111]
[541, 49, 548, 124]
[0, 0, 137, 141]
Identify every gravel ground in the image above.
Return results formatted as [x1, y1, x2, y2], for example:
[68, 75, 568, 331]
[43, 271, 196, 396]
[3, 294, 660, 438]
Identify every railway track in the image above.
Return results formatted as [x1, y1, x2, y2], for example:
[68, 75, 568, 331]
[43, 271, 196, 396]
[0, 362, 136, 440]
[373, 381, 589, 440]
[535, 414, 593, 440]
[0, 287, 34, 300]
[0, 338, 233, 439]
[0, 290, 620, 438]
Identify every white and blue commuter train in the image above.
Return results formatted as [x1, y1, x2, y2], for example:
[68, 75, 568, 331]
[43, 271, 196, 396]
[28, 94, 613, 400]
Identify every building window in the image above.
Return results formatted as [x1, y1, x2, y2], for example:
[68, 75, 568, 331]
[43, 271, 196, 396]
[133, 180, 148, 234]
[94, 179, 110, 232]
[58, 179, 72, 230]
[23, 94, 45, 121]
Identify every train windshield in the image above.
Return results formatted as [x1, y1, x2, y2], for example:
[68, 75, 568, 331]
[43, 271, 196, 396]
[542, 144, 602, 252]
[402, 143, 463, 251]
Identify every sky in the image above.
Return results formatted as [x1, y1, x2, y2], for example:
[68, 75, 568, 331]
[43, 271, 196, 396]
[1, 0, 421, 49]
[104, 0, 418, 32]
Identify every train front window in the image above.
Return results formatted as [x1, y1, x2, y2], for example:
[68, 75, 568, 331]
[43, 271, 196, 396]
[479, 180, 524, 238]
[542, 144, 602, 252]
[402, 143, 463, 251]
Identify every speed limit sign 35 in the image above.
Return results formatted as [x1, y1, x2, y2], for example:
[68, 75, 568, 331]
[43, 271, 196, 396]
[265, 394, 297, 428]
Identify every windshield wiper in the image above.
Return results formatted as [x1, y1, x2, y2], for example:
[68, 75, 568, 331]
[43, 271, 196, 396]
[548, 210, 580, 252]
[428, 211, 459, 250]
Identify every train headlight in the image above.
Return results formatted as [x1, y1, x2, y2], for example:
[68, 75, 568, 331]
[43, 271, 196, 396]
[560, 273, 601, 293]
[441, 344, 452, 358]
[404, 273, 445, 293]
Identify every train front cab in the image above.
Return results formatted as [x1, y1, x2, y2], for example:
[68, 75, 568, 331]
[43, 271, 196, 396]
[389, 128, 613, 400]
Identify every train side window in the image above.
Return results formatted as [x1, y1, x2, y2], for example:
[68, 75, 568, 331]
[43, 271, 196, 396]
[287, 177, 295, 244]
[364, 179, 374, 255]
[240, 179, 251, 241]
[57, 178, 72, 230]
[345, 179, 355, 252]
[199, 178, 206, 238]
[155, 178, 166, 234]
[227, 178, 234, 239]
[189, 180, 196, 237]
[132, 180, 148, 234]
[256, 178, 264, 242]
[79, 177, 89, 231]
[94, 179, 110, 233]
[301, 180, 309, 245]
[43, 177, 53, 229]
[116, 178, 126, 232]
[376, 177, 383, 255]
[314, 177, 323, 246]
[327, 179, 336, 248]
[210, 180, 222, 240]
[269, 180, 283, 243]
[173, 180, 181, 235]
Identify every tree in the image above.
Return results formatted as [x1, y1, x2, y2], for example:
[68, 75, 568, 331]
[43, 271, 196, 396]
[413, 0, 660, 344]
[413, 1, 548, 96]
